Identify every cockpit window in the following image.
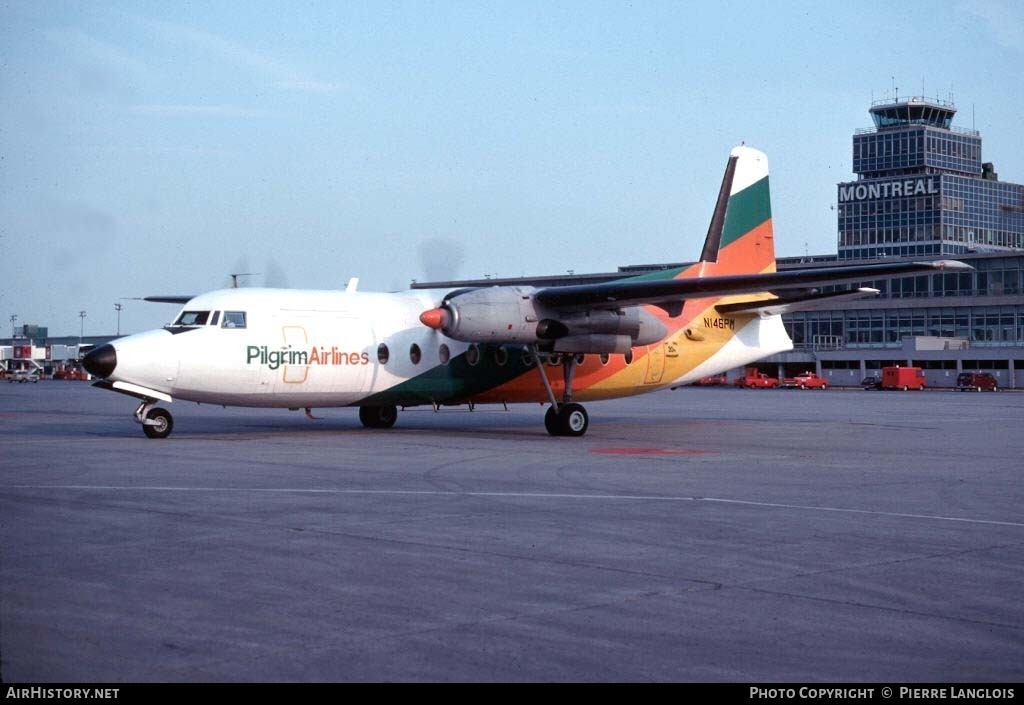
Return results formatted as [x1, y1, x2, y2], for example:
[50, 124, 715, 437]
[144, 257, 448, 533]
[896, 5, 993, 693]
[209, 311, 221, 326]
[174, 310, 210, 326]
[222, 311, 247, 329]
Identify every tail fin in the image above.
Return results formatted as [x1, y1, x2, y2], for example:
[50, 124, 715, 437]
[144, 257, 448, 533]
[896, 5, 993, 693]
[695, 145, 776, 276]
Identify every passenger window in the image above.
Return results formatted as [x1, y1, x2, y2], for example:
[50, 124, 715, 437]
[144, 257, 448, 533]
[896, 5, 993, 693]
[222, 311, 247, 329]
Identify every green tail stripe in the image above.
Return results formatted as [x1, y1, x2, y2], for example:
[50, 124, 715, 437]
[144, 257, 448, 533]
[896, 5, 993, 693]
[610, 264, 688, 284]
[608, 175, 772, 285]
[721, 176, 771, 248]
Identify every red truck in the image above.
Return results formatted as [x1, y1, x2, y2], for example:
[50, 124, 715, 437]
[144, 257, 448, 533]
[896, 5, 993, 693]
[734, 368, 779, 389]
[781, 371, 829, 389]
[881, 366, 926, 391]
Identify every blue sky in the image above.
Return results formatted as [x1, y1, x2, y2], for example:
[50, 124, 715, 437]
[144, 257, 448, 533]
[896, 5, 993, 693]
[2, 0, 1023, 336]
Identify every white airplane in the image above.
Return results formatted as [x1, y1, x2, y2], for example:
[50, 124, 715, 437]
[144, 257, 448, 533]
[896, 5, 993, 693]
[83, 146, 968, 438]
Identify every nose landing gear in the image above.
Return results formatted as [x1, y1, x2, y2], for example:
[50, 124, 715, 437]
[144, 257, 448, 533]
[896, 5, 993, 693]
[135, 401, 174, 439]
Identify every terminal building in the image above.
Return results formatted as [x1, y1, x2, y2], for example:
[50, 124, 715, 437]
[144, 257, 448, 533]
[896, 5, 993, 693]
[768, 95, 1024, 388]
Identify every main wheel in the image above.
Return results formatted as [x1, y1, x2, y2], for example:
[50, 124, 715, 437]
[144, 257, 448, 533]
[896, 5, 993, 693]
[142, 408, 174, 439]
[359, 405, 398, 429]
[559, 403, 589, 437]
[544, 406, 560, 435]
[545, 403, 589, 437]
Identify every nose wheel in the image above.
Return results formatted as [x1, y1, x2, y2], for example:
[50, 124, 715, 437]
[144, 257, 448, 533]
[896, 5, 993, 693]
[135, 401, 174, 439]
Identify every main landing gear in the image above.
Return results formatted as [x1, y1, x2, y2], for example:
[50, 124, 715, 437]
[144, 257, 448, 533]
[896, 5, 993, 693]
[530, 345, 590, 437]
[543, 402, 589, 437]
[135, 400, 174, 439]
[359, 404, 398, 429]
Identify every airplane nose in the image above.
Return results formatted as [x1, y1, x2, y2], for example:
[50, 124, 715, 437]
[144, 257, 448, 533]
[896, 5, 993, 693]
[83, 344, 117, 378]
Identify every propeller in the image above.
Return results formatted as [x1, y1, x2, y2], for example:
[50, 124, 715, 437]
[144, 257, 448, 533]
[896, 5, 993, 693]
[228, 255, 256, 288]
[263, 258, 290, 288]
[417, 237, 465, 283]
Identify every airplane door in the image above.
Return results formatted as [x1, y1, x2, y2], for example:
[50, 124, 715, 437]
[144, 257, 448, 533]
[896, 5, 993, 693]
[254, 324, 309, 393]
[271, 315, 375, 400]
[644, 343, 666, 385]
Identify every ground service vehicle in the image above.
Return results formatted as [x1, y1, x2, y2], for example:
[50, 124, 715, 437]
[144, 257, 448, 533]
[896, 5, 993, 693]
[8, 369, 40, 383]
[860, 375, 881, 390]
[956, 372, 998, 391]
[53, 366, 90, 381]
[734, 368, 779, 389]
[781, 371, 828, 389]
[881, 366, 926, 391]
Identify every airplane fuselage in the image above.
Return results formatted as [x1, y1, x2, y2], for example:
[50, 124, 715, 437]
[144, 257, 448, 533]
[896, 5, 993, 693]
[102, 286, 793, 410]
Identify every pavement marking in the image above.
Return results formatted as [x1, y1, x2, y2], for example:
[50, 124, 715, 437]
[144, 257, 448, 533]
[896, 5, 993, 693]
[592, 447, 716, 455]
[3, 484, 1024, 529]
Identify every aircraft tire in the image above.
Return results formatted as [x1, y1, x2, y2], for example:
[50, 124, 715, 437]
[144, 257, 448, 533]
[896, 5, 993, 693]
[545, 403, 588, 437]
[559, 403, 589, 437]
[359, 405, 398, 429]
[544, 406, 560, 435]
[142, 408, 174, 439]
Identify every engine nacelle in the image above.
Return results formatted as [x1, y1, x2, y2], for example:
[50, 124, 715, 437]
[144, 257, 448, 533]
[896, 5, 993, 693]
[429, 286, 549, 344]
[541, 309, 667, 346]
[420, 287, 670, 349]
[552, 334, 633, 354]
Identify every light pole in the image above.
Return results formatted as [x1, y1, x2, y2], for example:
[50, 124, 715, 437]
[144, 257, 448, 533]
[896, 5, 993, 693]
[79, 310, 87, 346]
[114, 303, 122, 336]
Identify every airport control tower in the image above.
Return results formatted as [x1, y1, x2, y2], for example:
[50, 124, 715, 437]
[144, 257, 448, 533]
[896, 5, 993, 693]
[837, 95, 1024, 260]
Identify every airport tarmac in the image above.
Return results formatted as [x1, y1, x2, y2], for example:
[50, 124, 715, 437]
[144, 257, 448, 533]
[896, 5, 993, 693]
[1, 382, 1022, 682]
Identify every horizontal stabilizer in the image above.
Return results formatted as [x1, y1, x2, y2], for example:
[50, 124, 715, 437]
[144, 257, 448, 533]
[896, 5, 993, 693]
[143, 295, 194, 304]
[716, 288, 880, 317]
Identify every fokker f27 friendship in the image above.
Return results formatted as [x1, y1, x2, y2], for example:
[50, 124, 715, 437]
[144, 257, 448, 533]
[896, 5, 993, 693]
[83, 146, 968, 438]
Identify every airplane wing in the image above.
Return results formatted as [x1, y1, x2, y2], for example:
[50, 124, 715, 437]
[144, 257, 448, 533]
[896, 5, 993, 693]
[715, 288, 881, 317]
[532, 260, 969, 315]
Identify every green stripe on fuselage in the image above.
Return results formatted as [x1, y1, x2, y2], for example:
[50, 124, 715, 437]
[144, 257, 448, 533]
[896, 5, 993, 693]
[721, 176, 770, 248]
[358, 346, 534, 406]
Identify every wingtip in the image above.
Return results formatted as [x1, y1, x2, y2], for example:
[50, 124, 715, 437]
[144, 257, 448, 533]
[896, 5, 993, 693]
[919, 259, 973, 271]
